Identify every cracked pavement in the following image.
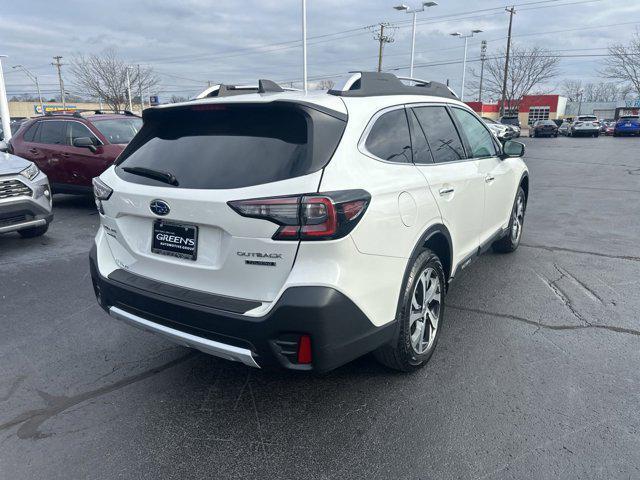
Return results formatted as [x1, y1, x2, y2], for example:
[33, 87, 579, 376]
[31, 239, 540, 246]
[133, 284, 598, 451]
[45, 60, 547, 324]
[1, 136, 639, 479]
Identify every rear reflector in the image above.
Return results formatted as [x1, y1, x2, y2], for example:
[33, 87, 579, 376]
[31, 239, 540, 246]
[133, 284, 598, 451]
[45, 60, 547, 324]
[228, 189, 370, 241]
[297, 335, 312, 364]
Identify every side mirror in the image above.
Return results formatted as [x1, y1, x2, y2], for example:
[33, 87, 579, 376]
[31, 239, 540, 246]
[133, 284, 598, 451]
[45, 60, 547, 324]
[502, 140, 525, 159]
[73, 137, 98, 153]
[0, 140, 8, 152]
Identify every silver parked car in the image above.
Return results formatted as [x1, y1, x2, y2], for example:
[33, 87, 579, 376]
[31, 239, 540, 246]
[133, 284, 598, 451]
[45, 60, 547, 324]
[0, 148, 53, 237]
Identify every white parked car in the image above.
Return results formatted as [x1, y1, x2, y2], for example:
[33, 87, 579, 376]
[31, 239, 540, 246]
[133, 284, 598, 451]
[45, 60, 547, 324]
[569, 115, 600, 137]
[90, 72, 529, 372]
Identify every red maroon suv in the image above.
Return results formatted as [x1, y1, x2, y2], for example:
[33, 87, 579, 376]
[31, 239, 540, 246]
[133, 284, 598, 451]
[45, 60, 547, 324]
[10, 111, 142, 194]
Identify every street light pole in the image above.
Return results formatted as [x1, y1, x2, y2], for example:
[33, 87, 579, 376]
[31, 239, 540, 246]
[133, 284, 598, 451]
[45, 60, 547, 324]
[393, 2, 438, 79]
[302, 0, 308, 93]
[0, 56, 12, 141]
[450, 29, 483, 101]
[126, 67, 133, 112]
[12, 65, 44, 115]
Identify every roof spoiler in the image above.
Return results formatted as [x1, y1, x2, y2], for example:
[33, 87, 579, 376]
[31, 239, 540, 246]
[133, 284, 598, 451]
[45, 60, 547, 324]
[328, 72, 458, 100]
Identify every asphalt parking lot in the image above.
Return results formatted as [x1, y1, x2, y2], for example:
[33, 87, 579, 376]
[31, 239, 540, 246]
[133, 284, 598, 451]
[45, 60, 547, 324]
[1, 135, 639, 480]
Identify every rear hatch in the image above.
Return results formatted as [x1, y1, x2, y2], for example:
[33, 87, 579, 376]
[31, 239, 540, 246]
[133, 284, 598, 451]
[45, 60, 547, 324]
[101, 100, 347, 303]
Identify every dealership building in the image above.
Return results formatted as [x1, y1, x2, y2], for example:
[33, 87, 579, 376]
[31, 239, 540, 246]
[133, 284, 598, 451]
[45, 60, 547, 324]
[466, 94, 569, 125]
[467, 94, 640, 125]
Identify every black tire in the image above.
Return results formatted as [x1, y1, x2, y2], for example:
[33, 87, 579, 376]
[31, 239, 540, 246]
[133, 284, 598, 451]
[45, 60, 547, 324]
[374, 249, 445, 372]
[492, 187, 526, 254]
[18, 223, 49, 238]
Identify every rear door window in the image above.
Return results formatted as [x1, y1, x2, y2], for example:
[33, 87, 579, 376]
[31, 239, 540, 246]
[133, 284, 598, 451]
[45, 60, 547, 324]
[117, 104, 346, 189]
[451, 108, 498, 158]
[22, 122, 41, 142]
[412, 106, 466, 163]
[364, 108, 412, 163]
[38, 121, 67, 145]
[407, 109, 433, 164]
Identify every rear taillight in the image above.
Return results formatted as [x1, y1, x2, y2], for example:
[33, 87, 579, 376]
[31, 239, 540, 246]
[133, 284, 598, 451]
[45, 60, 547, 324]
[228, 189, 370, 241]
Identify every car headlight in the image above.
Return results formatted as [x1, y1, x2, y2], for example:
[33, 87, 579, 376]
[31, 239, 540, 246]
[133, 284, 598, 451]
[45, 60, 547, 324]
[20, 162, 40, 181]
[92, 177, 113, 200]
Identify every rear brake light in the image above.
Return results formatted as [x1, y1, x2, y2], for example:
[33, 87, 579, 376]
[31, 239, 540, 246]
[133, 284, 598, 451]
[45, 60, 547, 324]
[228, 189, 370, 241]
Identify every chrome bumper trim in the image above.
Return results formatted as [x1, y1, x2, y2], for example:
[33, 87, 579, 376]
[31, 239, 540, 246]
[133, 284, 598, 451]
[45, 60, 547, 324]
[108, 306, 260, 368]
[0, 218, 46, 234]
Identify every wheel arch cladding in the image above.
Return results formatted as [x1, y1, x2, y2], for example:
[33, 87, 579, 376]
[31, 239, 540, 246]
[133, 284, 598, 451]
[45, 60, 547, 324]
[423, 231, 452, 284]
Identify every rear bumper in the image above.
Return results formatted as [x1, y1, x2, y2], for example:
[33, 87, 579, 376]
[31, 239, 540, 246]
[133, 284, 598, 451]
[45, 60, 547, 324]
[89, 246, 395, 372]
[614, 127, 640, 135]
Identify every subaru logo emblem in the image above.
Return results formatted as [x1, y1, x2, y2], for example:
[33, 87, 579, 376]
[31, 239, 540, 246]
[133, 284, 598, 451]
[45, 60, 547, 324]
[150, 199, 170, 216]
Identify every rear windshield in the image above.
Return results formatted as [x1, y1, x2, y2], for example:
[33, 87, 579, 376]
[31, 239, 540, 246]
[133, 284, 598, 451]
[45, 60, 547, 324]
[93, 117, 142, 144]
[116, 103, 346, 189]
[577, 116, 597, 121]
[500, 117, 519, 125]
[619, 116, 639, 120]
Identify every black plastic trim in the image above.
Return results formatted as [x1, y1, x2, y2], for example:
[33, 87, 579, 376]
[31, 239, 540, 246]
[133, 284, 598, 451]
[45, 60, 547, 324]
[107, 269, 261, 314]
[328, 72, 457, 100]
[90, 246, 393, 372]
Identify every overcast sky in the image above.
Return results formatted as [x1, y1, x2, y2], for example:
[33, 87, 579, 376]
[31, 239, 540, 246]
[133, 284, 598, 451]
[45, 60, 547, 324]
[2, 0, 640, 101]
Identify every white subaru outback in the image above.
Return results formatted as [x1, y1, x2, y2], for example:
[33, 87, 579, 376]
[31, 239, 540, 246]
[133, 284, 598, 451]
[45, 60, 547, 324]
[90, 72, 529, 373]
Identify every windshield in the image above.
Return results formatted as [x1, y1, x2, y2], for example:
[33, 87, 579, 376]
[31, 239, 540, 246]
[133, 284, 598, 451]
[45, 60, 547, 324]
[93, 117, 143, 144]
[577, 116, 597, 121]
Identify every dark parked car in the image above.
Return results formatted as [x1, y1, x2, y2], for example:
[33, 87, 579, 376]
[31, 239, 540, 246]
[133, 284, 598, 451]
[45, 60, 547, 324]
[613, 115, 640, 136]
[9, 111, 142, 194]
[529, 120, 559, 138]
[499, 116, 521, 137]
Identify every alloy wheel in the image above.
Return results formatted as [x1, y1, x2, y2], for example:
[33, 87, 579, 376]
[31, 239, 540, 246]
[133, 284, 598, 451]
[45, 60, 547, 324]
[409, 268, 442, 355]
[511, 194, 525, 243]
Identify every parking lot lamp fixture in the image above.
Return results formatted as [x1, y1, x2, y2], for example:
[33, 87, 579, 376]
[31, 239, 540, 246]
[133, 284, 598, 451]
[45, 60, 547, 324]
[12, 65, 44, 115]
[393, 2, 438, 80]
[450, 29, 482, 101]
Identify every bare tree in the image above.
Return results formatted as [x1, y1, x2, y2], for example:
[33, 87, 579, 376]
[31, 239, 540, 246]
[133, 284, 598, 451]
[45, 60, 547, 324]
[561, 79, 583, 101]
[470, 45, 560, 112]
[169, 95, 188, 103]
[602, 30, 640, 97]
[315, 79, 335, 90]
[562, 80, 627, 102]
[70, 49, 158, 112]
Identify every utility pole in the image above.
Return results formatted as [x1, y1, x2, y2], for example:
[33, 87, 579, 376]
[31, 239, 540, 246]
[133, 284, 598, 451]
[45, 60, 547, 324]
[126, 67, 133, 112]
[478, 40, 487, 102]
[137, 64, 143, 113]
[500, 6, 516, 117]
[52, 56, 66, 110]
[373, 23, 395, 72]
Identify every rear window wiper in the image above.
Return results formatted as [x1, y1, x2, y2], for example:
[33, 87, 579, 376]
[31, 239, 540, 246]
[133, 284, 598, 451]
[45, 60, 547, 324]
[121, 166, 179, 186]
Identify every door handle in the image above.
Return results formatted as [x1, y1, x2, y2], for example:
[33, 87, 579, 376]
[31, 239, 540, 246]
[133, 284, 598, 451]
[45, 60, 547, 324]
[485, 175, 495, 183]
[60, 153, 70, 158]
[439, 187, 455, 196]
[28, 148, 38, 154]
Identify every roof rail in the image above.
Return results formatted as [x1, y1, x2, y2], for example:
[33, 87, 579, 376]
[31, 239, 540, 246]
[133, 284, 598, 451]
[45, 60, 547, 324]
[194, 80, 298, 99]
[328, 72, 458, 100]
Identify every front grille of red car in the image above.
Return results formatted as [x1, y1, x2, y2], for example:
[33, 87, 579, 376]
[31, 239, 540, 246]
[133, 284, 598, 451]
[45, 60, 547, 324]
[0, 179, 33, 200]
